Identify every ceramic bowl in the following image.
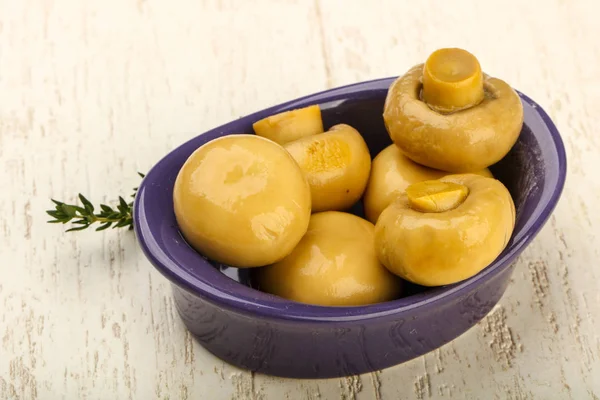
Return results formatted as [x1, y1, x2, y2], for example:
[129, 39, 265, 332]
[133, 77, 566, 379]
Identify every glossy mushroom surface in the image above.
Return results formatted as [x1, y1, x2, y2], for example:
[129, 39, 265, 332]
[383, 48, 524, 172]
[374, 174, 516, 286]
[173, 134, 311, 268]
[254, 211, 403, 306]
[284, 124, 371, 212]
[363, 144, 492, 223]
[252, 104, 324, 145]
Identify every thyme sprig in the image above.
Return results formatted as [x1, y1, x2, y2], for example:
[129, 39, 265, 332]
[46, 172, 145, 232]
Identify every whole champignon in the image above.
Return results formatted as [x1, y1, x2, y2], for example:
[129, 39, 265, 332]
[254, 211, 403, 306]
[173, 134, 311, 268]
[374, 174, 516, 287]
[383, 48, 524, 172]
[363, 144, 493, 224]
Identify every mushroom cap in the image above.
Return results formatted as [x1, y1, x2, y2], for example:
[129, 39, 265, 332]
[255, 211, 403, 306]
[383, 64, 524, 172]
[363, 144, 493, 223]
[173, 134, 312, 268]
[374, 174, 516, 286]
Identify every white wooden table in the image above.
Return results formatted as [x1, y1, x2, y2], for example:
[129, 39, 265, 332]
[1, 0, 599, 398]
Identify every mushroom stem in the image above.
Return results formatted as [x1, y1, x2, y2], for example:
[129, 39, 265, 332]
[421, 48, 485, 113]
[406, 180, 469, 213]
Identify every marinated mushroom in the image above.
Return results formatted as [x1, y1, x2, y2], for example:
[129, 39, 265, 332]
[254, 211, 403, 306]
[374, 174, 516, 287]
[173, 134, 311, 268]
[284, 124, 371, 212]
[363, 144, 493, 223]
[252, 104, 324, 145]
[383, 48, 524, 172]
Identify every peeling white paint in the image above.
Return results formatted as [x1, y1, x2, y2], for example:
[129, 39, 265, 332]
[481, 306, 518, 369]
[414, 374, 431, 399]
[339, 375, 362, 400]
[0, 0, 599, 399]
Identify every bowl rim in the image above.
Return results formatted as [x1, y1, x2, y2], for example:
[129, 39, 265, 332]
[133, 76, 567, 322]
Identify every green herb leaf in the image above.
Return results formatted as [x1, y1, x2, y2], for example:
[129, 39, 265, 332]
[96, 222, 112, 231]
[46, 210, 61, 219]
[62, 204, 78, 218]
[46, 173, 144, 233]
[66, 225, 90, 232]
[79, 194, 95, 213]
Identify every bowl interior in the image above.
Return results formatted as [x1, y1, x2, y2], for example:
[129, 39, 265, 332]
[134, 77, 566, 320]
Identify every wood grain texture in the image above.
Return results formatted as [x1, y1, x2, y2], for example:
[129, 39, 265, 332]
[0, 0, 598, 398]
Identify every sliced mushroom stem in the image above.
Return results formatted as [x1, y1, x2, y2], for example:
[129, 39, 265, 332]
[422, 48, 485, 113]
[406, 180, 469, 213]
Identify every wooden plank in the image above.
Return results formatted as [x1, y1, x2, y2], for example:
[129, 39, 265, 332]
[0, 0, 598, 398]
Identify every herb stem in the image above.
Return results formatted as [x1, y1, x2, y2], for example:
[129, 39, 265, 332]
[46, 172, 145, 232]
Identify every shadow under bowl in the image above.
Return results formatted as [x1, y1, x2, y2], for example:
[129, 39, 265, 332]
[133, 77, 566, 379]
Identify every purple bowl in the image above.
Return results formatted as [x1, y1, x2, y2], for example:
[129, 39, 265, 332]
[133, 77, 566, 379]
